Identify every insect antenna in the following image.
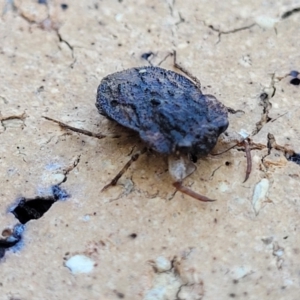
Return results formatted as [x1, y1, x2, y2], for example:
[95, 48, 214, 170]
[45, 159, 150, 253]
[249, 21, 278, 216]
[43, 116, 120, 139]
[211, 138, 252, 182]
[171, 50, 201, 89]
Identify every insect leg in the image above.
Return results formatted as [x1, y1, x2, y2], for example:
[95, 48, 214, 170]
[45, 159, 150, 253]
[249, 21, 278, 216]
[168, 155, 215, 202]
[172, 50, 201, 89]
[173, 182, 215, 202]
[43, 116, 120, 139]
[101, 147, 147, 191]
[243, 139, 252, 183]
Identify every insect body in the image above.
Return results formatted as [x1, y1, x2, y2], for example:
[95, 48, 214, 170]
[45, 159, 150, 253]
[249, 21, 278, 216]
[96, 66, 229, 202]
[97, 67, 228, 157]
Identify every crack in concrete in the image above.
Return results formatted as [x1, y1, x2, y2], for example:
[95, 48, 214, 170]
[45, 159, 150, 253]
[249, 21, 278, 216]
[9, 1, 76, 66]
[281, 7, 300, 19]
[175, 12, 185, 26]
[0, 96, 8, 104]
[200, 21, 256, 44]
[175, 283, 188, 300]
[0, 112, 27, 131]
[61, 155, 81, 184]
[55, 29, 77, 68]
[56, 30, 75, 58]
[252, 74, 276, 136]
[261, 133, 298, 170]
[166, 0, 175, 17]
[146, 252, 205, 300]
[252, 93, 272, 135]
[272, 241, 284, 270]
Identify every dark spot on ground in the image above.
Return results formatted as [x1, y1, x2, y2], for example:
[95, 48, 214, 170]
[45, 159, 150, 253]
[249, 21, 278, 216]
[2, 228, 12, 237]
[259, 92, 268, 101]
[141, 52, 154, 61]
[0, 224, 24, 259]
[61, 3, 68, 10]
[289, 70, 299, 78]
[129, 233, 137, 239]
[287, 153, 300, 164]
[290, 78, 300, 85]
[114, 290, 125, 298]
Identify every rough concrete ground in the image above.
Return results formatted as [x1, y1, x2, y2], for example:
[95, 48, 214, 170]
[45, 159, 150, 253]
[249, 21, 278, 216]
[1, 0, 300, 299]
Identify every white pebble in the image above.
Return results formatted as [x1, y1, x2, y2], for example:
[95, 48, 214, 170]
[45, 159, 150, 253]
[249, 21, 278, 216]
[65, 255, 94, 274]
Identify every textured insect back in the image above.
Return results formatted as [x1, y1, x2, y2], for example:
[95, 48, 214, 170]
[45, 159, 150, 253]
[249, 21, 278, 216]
[95, 64, 232, 202]
[96, 67, 228, 157]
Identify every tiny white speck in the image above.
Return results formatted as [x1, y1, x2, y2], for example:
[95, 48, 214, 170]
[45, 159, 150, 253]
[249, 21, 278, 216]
[115, 13, 123, 22]
[52, 173, 65, 184]
[239, 129, 249, 139]
[219, 182, 229, 192]
[252, 178, 269, 215]
[51, 88, 59, 94]
[178, 43, 188, 49]
[139, 69, 147, 73]
[274, 249, 284, 257]
[155, 256, 171, 272]
[83, 215, 90, 222]
[65, 255, 94, 274]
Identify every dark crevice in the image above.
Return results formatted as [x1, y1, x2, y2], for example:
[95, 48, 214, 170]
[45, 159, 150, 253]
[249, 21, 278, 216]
[252, 72, 277, 136]
[261, 133, 273, 167]
[10, 185, 69, 224]
[281, 7, 300, 19]
[254, 70, 299, 138]
[262, 133, 300, 167]
[0, 186, 69, 260]
[0, 185, 70, 259]
[290, 78, 300, 85]
[11, 198, 56, 224]
[288, 153, 300, 164]
[253, 92, 273, 135]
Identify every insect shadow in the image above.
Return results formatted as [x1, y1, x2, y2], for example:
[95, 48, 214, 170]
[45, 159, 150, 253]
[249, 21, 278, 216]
[43, 51, 251, 202]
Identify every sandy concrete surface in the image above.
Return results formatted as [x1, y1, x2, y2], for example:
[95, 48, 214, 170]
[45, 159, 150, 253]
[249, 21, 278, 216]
[1, 0, 300, 299]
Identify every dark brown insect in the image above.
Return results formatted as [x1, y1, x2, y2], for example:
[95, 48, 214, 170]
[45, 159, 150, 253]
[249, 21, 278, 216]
[44, 52, 251, 202]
